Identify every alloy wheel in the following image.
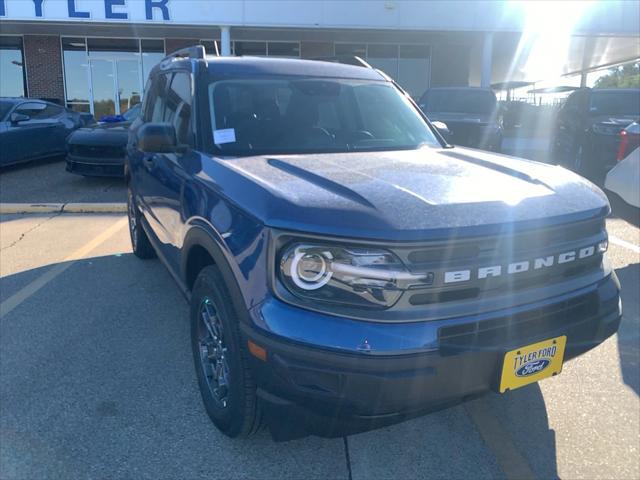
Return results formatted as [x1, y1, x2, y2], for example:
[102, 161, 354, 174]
[198, 298, 230, 408]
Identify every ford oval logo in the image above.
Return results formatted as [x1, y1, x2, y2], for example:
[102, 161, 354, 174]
[516, 359, 550, 377]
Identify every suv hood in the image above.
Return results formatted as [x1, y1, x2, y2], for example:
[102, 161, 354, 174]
[67, 121, 131, 146]
[206, 147, 608, 241]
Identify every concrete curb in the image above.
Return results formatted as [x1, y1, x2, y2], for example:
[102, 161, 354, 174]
[0, 203, 127, 214]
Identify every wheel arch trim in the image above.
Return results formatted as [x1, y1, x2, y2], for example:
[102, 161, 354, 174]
[181, 225, 250, 324]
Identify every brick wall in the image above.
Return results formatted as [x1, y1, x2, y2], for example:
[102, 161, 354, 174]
[165, 38, 200, 55]
[23, 35, 65, 103]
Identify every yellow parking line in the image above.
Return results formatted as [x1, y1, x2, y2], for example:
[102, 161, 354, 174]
[465, 399, 537, 480]
[0, 217, 128, 319]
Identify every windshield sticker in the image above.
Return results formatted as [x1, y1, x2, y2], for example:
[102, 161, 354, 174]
[214, 128, 236, 145]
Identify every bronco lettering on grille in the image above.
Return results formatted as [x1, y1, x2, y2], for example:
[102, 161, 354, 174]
[443, 245, 597, 284]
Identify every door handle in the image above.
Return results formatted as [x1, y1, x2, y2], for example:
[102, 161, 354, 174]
[143, 154, 156, 169]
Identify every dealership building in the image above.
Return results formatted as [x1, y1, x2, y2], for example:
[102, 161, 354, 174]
[1, 0, 638, 118]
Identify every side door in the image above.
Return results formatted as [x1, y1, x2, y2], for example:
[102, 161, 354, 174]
[143, 71, 196, 269]
[2, 101, 57, 163]
[133, 72, 170, 243]
[38, 103, 70, 155]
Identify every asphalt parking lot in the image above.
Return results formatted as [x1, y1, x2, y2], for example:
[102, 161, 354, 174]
[0, 158, 125, 205]
[0, 208, 638, 479]
[1, 151, 639, 479]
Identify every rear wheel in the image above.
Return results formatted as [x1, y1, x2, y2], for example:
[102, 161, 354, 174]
[191, 266, 262, 437]
[127, 187, 156, 259]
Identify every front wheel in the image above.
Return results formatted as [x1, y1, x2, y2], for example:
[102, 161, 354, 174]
[127, 188, 156, 259]
[191, 266, 262, 438]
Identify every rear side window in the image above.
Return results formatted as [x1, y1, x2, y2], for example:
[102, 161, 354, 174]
[15, 102, 63, 119]
[40, 104, 64, 118]
[15, 102, 46, 117]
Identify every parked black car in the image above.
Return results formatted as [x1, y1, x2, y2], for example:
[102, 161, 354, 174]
[552, 88, 640, 182]
[418, 87, 503, 151]
[0, 98, 91, 167]
[66, 104, 141, 177]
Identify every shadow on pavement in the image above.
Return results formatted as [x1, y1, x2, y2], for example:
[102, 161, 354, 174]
[615, 262, 640, 397]
[0, 158, 125, 205]
[0, 254, 348, 479]
[346, 382, 558, 479]
[609, 192, 640, 228]
[1, 250, 564, 479]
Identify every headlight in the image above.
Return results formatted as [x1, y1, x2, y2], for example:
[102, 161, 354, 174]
[279, 243, 429, 309]
[597, 239, 608, 253]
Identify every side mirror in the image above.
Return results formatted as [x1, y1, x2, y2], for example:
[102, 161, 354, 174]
[10, 112, 30, 124]
[431, 120, 451, 138]
[137, 123, 183, 153]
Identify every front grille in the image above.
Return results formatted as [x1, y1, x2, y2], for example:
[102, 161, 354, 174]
[391, 217, 606, 307]
[69, 144, 124, 159]
[438, 292, 599, 353]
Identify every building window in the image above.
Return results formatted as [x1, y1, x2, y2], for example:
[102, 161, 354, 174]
[62, 37, 90, 112]
[399, 45, 431, 100]
[141, 39, 165, 86]
[335, 43, 367, 58]
[62, 37, 165, 118]
[234, 41, 267, 57]
[334, 43, 431, 99]
[200, 40, 300, 58]
[266, 42, 300, 58]
[0, 36, 27, 98]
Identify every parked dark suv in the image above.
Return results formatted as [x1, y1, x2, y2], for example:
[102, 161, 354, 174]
[126, 46, 621, 439]
[418, 87, 503, 151]
[552, 88, 640, 182]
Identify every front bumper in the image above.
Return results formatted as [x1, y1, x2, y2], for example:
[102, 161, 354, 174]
[242, 273, 621, 437]
[66, 155, 124, 177]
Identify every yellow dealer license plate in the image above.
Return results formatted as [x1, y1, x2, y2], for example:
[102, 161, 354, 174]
[499, 336, 567, 393]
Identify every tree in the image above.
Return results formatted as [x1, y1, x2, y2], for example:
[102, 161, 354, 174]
[593, 62, 640, 88]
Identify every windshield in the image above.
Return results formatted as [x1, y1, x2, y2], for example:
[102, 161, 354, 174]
[420, 89, 497, 115]
[205, 77, 440, 156]
[122, 103, 141, 121]
[589, 91, 640, 116]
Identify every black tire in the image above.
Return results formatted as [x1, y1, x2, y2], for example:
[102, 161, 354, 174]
[127, 187, 156, 259]
[190, 266, 262, 438]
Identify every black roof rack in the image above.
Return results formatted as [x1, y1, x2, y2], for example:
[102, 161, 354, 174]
[312, 55, 373, 69]
[164, 44, 208, 61]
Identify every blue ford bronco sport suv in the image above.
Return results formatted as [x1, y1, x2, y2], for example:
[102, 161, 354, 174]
[126, 46, 621, 440]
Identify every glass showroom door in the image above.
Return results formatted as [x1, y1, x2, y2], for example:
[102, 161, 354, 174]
[89, 57, 142, 119]
[90, 58, 117, 119]
[115, 58, 142, 114]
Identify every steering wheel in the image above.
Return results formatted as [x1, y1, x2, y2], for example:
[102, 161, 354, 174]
[299, 126, 334, 146]
[351, 130, 375, 141]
